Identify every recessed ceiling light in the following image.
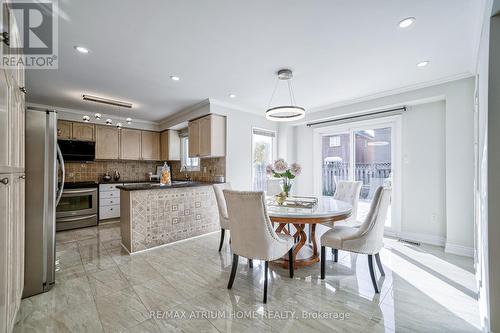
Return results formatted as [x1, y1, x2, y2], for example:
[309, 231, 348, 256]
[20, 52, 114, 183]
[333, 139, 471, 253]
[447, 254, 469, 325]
[228, 93, 236, 98]
[74, 45, 89, 54]
[417, 60, 429, 68]
[170, 76, 180, 81]
[399, 17, 416, 28]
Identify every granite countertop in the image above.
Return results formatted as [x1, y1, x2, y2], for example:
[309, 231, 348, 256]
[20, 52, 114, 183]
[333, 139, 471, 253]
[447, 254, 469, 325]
[116, 181, 220, 191]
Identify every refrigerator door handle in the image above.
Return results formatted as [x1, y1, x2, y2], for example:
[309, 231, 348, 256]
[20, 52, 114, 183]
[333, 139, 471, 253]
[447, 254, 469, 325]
[56, 144, 65, 206]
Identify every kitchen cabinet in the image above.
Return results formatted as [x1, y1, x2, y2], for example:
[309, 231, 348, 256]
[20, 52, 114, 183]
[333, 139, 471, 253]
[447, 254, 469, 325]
[188, 120, 200, 157]
[58, 121, 94, 141]
[57, 120, 72, 140]
[141, 131, 160, 160]
[95, 126, 119, 160]
[72, 122, 94, 141]
[160, 130, 180, 161]
[120, 128, 141, 160]
[188, 114, 226, 158]
[99, 183, 121, 220]
[0, 5, 25, 331]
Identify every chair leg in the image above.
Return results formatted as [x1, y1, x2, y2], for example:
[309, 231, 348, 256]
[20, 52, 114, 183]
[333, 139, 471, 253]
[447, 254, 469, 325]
[288, 249, 294, 278]
[263, 261, 269, 303]
[227, 254, 239, 289]
[368, 255, 379, 293]
[333, 249, 338, 263]
[374, 253, 385, 276]
[248, 259, 253, 268]
[218, 228, 225, 252]
[321, 246, 326, 279]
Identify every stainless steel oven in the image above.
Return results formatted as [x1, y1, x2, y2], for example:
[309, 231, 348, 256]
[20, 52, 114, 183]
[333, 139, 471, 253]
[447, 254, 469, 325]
[56, 186, 98, 231]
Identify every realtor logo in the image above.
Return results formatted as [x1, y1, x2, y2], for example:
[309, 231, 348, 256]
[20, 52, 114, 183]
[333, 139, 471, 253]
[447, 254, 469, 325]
[1, 0, 58, 69]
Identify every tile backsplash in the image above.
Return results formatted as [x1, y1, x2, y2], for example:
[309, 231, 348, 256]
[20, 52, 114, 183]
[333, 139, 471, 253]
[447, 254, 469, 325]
[64, 157, 226, 183]
[169, 157, 226, 182]
[64, 160, 158, 182]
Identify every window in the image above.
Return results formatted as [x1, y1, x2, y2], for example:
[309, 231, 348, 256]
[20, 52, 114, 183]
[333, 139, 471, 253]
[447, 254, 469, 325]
[252, 128, 276, 190]
[180, 136, 200, 171]
[329, 135, 341, 147]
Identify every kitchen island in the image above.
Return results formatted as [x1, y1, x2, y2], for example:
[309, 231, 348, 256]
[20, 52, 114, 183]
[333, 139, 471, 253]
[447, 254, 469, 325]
[117, 181, 220, 253]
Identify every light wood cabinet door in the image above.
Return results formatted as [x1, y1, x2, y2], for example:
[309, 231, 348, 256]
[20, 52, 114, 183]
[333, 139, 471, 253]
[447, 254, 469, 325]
[188, 120, 200, 157]
[160, 131, 168, 161]
[198, 116, 211, 157]
[120, 129, 142, 160]
[209, 115, 226, 157]
[72, 123, 94, 141]
[95, 126, 119, 160]
[57, 120, 72, 140]
[141, 131, 160, 160]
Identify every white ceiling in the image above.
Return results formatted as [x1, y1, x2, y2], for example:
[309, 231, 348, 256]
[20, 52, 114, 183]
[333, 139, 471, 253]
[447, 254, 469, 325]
[26, 0, 484, 122]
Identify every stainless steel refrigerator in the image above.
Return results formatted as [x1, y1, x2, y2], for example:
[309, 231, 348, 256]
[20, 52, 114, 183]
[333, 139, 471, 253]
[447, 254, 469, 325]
[23, 108, 64, 298]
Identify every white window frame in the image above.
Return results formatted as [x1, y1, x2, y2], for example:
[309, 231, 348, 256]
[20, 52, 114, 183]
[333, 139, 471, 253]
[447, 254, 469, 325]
[251, 128, 277, 190]
[180, 136, 200, 171]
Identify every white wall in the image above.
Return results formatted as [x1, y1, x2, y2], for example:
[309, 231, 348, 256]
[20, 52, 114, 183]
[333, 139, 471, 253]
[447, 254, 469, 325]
[292, 77, 475, 254]
[159, 99, 278, 190]
[212, 104, 278, 190]
[401, 102, 446, 243]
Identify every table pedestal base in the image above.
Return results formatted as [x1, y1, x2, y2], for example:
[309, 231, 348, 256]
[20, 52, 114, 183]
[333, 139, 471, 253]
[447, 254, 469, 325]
[273, 223, 319, 268]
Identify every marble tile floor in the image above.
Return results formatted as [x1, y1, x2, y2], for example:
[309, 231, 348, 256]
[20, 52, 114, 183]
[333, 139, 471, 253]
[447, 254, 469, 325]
[14, 222, 481, 332]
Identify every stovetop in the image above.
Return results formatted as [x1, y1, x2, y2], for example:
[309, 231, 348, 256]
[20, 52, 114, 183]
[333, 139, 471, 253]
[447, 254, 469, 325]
[63, 181, 99, 189]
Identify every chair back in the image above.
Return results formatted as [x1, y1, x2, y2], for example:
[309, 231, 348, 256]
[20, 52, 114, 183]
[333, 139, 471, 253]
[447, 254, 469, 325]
[213, 183, 231, 224]
[349, 186, 391, 253]
[266, 178, 282, 196]
[223, 190, 284, 260]
[333, 181, 362, 222]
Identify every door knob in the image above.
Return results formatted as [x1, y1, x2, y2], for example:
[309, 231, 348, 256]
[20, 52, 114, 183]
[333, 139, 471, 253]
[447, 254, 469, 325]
[19, 175, 25, 179]
[1, 177, 9, 185]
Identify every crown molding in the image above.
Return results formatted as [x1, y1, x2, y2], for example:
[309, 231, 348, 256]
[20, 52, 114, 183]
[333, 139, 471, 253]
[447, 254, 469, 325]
[307, 72, 475, 114]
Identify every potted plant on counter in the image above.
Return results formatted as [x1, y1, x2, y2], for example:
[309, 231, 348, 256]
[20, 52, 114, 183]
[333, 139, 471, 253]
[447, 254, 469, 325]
[266, 158, 301, 197]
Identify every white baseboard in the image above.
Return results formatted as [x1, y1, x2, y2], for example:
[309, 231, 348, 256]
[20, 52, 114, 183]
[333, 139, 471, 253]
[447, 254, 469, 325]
[397, 231, 446, 247]
[445, 242, 474, 258]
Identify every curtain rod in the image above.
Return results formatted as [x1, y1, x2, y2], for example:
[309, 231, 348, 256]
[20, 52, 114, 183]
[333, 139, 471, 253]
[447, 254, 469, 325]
[306, 106, 407, 127]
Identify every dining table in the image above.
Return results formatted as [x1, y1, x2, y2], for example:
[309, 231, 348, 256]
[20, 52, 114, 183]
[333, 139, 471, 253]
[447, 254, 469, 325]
[267, 196, 352, 268]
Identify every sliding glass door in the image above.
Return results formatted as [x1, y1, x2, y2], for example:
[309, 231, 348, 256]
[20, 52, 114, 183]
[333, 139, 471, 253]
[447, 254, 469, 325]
[320, 119, 399, 231]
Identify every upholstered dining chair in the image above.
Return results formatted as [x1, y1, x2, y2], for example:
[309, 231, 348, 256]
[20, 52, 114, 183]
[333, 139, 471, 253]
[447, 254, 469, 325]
[223, 190, 295, 303]
[213, 183, 232, 252]
[330, 181, 362, 227]
[320, 186, 391, 293]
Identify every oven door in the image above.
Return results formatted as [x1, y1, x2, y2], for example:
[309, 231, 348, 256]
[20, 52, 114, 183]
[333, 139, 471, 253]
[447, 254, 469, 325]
[56, 188, 98, 218]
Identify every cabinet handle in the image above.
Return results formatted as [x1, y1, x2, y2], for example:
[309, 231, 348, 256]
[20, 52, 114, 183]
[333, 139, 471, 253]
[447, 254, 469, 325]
[1, 177, 9, 185]
[19, 175, 25, 179]
[19, 87, 27, 94]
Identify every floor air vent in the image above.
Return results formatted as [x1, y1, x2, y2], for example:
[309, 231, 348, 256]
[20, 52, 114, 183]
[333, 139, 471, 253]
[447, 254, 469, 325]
[398, 238, 421, 246]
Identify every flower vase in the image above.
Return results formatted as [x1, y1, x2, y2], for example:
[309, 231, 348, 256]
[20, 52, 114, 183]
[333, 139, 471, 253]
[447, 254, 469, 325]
[281, 178, 293, 197]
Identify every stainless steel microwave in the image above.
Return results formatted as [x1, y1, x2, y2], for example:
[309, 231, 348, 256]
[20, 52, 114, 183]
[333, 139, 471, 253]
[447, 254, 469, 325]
[58, 139, 95, 162]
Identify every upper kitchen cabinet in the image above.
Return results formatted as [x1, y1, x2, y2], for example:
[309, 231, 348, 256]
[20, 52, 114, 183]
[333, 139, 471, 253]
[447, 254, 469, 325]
[57, 121, 94, 141]
[188, 114, 226, 158]
[72, 122, 94, 141]
[57, 120, 72, 140]
[188, 120, 200, 158]
[120, 128, 141, 160]
[160, 130, 180, 161]
[95, 126, 119, 160]
[141, 131, 160, 160]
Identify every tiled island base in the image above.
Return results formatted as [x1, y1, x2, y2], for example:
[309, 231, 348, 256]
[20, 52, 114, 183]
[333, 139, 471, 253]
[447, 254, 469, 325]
[120, 185, 219, 253]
